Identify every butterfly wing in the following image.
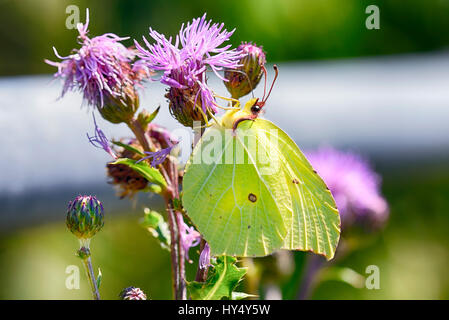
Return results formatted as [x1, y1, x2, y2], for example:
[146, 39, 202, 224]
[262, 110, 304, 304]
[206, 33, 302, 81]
[247, 119, 341, 260]
[182, 123, 292, 256]
[183, 119, 340, 260]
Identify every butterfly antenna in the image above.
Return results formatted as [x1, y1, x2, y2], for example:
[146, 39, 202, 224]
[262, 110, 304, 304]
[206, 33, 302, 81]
[263, 65, 279, 104]
[261, 65, 268, 101]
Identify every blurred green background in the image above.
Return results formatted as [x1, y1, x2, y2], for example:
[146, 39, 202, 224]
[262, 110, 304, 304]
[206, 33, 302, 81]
[1, 0, 449, 299]
[1, 0, 449, 75]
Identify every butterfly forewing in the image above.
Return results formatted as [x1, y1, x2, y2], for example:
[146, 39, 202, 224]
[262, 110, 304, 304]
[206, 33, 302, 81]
[183, 124, 292, 256]
[183, 119, 340, 260]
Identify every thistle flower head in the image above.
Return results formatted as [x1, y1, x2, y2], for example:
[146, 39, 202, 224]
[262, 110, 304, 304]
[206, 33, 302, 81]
[66, 195, 104, 240]
[46, 9, 149, 123]
[238, 42, 266, 64]
[306, 147, 389, 231]
[224, 42, 266, 99]
[119, 286, 147, 300]
[135, 14, 243, 127]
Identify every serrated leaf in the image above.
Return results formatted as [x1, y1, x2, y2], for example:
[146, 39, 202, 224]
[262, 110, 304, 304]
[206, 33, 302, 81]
[96, 268, 102, 289]
[112, 141, 145, 156]
[140, 209, 171, 251]
[111, 158, 167, 188]
[187, 256, 247, 300]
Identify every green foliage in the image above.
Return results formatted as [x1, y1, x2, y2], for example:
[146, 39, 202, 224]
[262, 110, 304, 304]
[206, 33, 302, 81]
[137, 107, 160, 131]
[187, 256, 248, 300]
[112, 141, 145, 157]
[140, 209, 171, 251]
[111, 158, 167, 188]
[96, 268, 102, 289]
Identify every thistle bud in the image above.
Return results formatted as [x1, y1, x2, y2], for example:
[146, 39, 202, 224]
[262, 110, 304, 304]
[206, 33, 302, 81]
[97, 84, 139, 124]
[224, 42, 266, 99]
[165, 87, 210, 128]
[119, 286, 147, 300]
[66, 195, 104, 239]
[77, 246, 91, 259]
[97, 62, 141, 124]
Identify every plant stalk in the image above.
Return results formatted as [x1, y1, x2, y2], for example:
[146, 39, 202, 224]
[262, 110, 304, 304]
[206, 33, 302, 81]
[82, 256, 100, 300]
[127, 117, 185, 299]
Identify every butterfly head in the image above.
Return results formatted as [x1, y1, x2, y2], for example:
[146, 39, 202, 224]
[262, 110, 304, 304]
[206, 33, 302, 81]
[221, 65, 278, 130]
[243, 65, 278, 116]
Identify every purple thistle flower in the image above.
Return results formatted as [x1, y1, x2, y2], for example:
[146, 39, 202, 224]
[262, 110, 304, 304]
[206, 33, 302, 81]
[136, 123, 179, 167]
[136, 145, 176, 168]
[238, 42, 266, 65]
[135, 14, 243, 126]
[199, 242, 212, 270]
[305, 147, 389, 231]
[178, 220, 201, 262]
[87, 113, 117, 159]
[45, 9, 149, 123]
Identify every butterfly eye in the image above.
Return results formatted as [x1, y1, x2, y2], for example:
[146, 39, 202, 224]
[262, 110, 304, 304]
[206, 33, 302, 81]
[251, 105, 261, 114]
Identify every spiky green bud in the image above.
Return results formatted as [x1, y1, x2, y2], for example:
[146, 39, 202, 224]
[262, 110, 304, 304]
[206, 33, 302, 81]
[165, 87, 210, 128]
[224, 42, 266, 99]
[98, 85, 139, 124]
[66, 195, 104, 239]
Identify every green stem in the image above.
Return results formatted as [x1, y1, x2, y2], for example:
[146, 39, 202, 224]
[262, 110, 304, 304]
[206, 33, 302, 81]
[81, 255, 100, 300]
[127, 117, 186, 300]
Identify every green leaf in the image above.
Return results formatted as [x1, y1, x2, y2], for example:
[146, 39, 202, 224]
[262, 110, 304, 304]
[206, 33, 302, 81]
[112, 141, 145, 156]
[96, 268, 102, 289]
[111, 158, 167, 188]
[187, 256, 247, 300]
[138, 106, 160, 131]
[140, 208, 171, 251]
